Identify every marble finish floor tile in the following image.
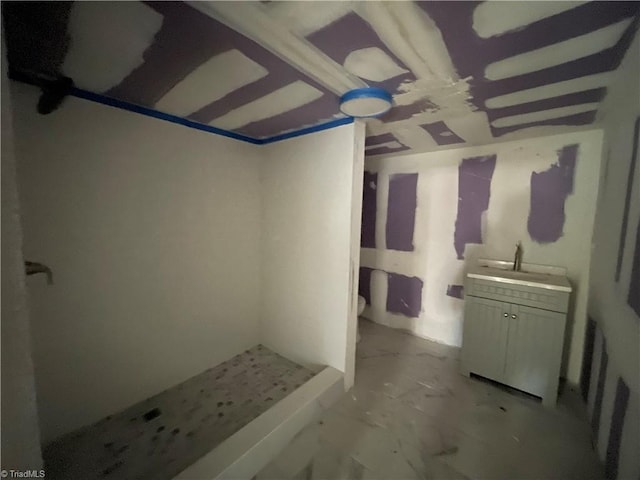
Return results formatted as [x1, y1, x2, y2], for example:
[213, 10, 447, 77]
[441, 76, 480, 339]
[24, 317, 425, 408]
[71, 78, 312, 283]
[257, 320, 603, 480]
[43, 345, 315, 480]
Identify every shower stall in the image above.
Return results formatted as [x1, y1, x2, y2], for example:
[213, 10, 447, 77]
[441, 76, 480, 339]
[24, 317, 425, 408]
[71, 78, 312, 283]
[8, 81, 364, 479]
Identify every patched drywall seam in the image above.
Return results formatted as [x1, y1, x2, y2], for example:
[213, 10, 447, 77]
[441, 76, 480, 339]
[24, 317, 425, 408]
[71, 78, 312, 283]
[421, 121, 465, 146]
[453, 155, 497, 259]
[10, 1, 640, 151]
[528, 144, 578, 243]
[63, 2, 163, 93]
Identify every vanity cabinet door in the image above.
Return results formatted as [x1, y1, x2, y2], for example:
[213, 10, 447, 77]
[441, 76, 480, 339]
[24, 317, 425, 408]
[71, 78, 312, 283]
[503, 304, 566, 406]
[461, 296, 510, 383]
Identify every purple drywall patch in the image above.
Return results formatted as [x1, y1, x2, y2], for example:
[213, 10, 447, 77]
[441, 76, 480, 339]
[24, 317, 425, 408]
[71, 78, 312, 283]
[446, 285, 464, 299]
[359, 267, 373, 305]
[108, 2, 231, 104]
[615, 117, 640, 282]
[421, 121, 465, 146]
[386, 173, 418, 252]
[365, 144, 411, 157]
[418, 2, 639, 135]
[492, 111, 597, 138]
[366, 132, 397, 147]
[361, 172, 378, 249]
[306, 12, 414, 93]
[581, 316, 597, 402]
[234, 95, 339, 138]
[528, 144, 578, 244]
[486, 88, 606, 122]
[387, 272, 423, 318]
[109, 2, 335, 132]
[454, 155, 497, 259]
[420, 2, 638, 81]
[628, 215, 640, 318]
[591, 340, 608, 436]
[605, 377, 630, 480]
[190, 77, 295, 125]
[365, 133, 409, 156]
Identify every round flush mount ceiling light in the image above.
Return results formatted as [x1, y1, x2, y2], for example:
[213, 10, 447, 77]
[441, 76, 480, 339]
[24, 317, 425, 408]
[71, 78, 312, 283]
[339, 87, 392, 118]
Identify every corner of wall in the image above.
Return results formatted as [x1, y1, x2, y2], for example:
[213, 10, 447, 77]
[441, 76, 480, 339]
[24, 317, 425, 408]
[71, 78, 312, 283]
[1, 34, 44, 469]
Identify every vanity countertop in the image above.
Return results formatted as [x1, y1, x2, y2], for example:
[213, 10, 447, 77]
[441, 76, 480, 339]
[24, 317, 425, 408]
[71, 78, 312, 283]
[467, 266, 572, 293]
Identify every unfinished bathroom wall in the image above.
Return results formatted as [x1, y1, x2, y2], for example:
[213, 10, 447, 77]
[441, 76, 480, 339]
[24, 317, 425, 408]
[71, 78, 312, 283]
[11, 82, 263, 444]
[261, 122, 365, 388]
[360, 130, 603, 385]
[584, 30, 639, 480]
[1, 38, 43, 470]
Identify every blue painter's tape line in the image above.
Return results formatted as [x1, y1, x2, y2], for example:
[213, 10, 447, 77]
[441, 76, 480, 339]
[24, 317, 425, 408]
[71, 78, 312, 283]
[14, 79, 353, 146]
[340, 87, 392, 104]
[71, 87, 352, 145]
[339, 87, 392, 118]
[69, 88, 263, 145]
[261, 116, 354, 144]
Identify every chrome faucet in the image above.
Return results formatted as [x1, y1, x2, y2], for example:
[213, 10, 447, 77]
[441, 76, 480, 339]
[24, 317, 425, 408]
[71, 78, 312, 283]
[513, 242, 523, 272]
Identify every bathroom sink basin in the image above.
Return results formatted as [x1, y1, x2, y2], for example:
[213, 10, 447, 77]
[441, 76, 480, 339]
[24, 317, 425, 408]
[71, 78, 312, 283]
[466, 266, 572, 292]
[487, 269, 549, 281]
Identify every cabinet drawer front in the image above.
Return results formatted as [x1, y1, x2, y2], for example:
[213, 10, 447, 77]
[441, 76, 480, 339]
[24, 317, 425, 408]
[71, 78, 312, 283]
[461, 296, 509, 383]
[465, 277, 569, 313]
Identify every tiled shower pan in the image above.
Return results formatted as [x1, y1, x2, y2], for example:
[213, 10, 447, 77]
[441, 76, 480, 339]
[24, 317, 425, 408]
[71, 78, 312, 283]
[43, 345, 344, 480]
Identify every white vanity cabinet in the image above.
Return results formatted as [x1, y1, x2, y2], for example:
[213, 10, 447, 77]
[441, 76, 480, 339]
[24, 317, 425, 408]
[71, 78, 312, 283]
[460, 268, 571, 406]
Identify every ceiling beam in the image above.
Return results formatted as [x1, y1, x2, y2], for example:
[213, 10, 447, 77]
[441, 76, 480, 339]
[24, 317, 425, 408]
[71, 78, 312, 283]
[186, 1, 366, 96]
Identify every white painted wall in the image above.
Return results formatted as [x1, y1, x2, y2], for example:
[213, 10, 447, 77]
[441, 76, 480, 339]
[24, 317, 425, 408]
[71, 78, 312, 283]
[11, 83, 263, 445]
[362, 130, 603, 384]
[261, 122, 364, 387]
[588, 30, 639, 478]
[1, 36, 43, 470]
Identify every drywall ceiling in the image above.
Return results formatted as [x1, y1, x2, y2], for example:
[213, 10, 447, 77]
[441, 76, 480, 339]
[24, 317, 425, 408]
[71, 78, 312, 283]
[5, 1, 639, 155]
